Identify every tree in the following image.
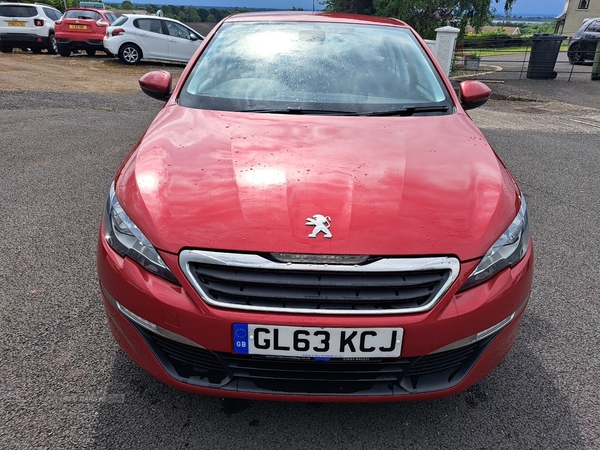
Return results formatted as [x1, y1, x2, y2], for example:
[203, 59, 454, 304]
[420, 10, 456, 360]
[322, 0, 518, 39]
[187, 7, 200, 23]
[39, 0, 63, 11]
[121, 1, 134, 9]
[209, 8, 221, 21]
[198, 8, 209, 21]
[323, 0, 373, 14]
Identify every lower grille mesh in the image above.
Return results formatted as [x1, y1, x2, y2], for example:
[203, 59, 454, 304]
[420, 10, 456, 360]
[135, 324, 496, 396]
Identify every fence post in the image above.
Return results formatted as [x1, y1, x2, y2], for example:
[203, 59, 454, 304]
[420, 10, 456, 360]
[433, 26, 460, 77]
[425, 39, 437, 54]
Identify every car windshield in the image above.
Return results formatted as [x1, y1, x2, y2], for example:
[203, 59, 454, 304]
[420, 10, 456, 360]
[180, 21, 452, 115]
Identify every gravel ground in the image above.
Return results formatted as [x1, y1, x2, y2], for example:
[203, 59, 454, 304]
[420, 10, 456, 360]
[0, 51, 185, 93]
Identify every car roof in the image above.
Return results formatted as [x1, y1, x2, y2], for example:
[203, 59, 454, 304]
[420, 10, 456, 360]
[224, 11, 409, 28]
[0, 1, 57, 6]
[121, 14, 187, 23]
[581, 17, 600, 26]
[0, 2, 60, 12]
[64, 7, 113, 13]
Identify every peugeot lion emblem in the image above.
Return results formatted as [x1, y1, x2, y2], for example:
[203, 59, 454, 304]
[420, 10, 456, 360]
[306, 214, 332, 239]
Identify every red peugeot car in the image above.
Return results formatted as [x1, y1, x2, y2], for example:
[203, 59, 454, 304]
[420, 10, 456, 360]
[54, 7, 116, 56]
[97, 12, 533, 402]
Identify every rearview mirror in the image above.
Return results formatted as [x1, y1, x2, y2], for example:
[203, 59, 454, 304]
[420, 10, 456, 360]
[139, 70, 172, 101]
[459, 80, 492, 110]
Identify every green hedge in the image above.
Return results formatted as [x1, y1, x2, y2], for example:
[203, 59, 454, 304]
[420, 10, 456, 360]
[458, 35, 530, 49]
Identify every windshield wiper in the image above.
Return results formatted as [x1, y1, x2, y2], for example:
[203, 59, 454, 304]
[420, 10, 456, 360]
[364, 105, 450, 116]
[236, 105, 450, 116]
[238, 107, 359, 116]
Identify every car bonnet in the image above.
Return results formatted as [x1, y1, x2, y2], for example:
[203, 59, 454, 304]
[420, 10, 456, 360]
[115, 107, 520, 261]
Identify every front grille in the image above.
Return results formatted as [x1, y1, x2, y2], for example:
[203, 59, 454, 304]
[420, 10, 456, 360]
[135, 324, 496, 396]
[179, 250, 460, 315]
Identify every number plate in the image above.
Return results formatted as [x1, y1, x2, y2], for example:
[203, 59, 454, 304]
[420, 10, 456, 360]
[8, 21, 25, 26]
[69, 24, 87, 30]
[233, 324, 403, 358]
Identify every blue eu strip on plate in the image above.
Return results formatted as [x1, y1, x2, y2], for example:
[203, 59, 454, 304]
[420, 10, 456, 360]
[233, 323, 249, 354]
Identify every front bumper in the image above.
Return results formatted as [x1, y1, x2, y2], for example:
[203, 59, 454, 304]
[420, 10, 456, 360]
[97, 229, 533, 402]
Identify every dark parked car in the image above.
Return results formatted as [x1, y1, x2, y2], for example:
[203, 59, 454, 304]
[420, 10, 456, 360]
[568, 17, 600, 64]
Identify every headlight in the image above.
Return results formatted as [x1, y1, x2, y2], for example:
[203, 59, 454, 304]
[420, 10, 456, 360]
[103, 183, 178, 284]
[460, 196, 530, 291]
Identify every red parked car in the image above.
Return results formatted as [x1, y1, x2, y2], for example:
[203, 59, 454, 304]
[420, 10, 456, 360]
[97, 12, 533, 402]
[54, 7, 116, 56]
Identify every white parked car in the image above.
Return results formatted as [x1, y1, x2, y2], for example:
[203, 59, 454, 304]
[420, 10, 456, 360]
[104, 14, 204, 65]
[0, 2, 62, 54]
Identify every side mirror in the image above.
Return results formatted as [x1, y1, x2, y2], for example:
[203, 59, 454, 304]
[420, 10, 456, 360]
[139, 70, 172, 101]
[459, 80, 492, 110]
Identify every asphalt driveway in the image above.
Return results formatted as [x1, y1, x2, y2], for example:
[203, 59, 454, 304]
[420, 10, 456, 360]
[1, 76, 599, 448]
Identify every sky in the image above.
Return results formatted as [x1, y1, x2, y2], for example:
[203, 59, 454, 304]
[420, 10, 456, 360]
[157, 0, 566, 17]
[497, 0, 565, 16]
[158, 0, 325, 10]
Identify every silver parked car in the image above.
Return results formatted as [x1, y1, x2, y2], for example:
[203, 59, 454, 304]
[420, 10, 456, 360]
[103, 14, 204, 65]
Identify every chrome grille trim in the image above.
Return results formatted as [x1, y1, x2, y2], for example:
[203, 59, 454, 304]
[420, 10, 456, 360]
[179, 250, 460, 315]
